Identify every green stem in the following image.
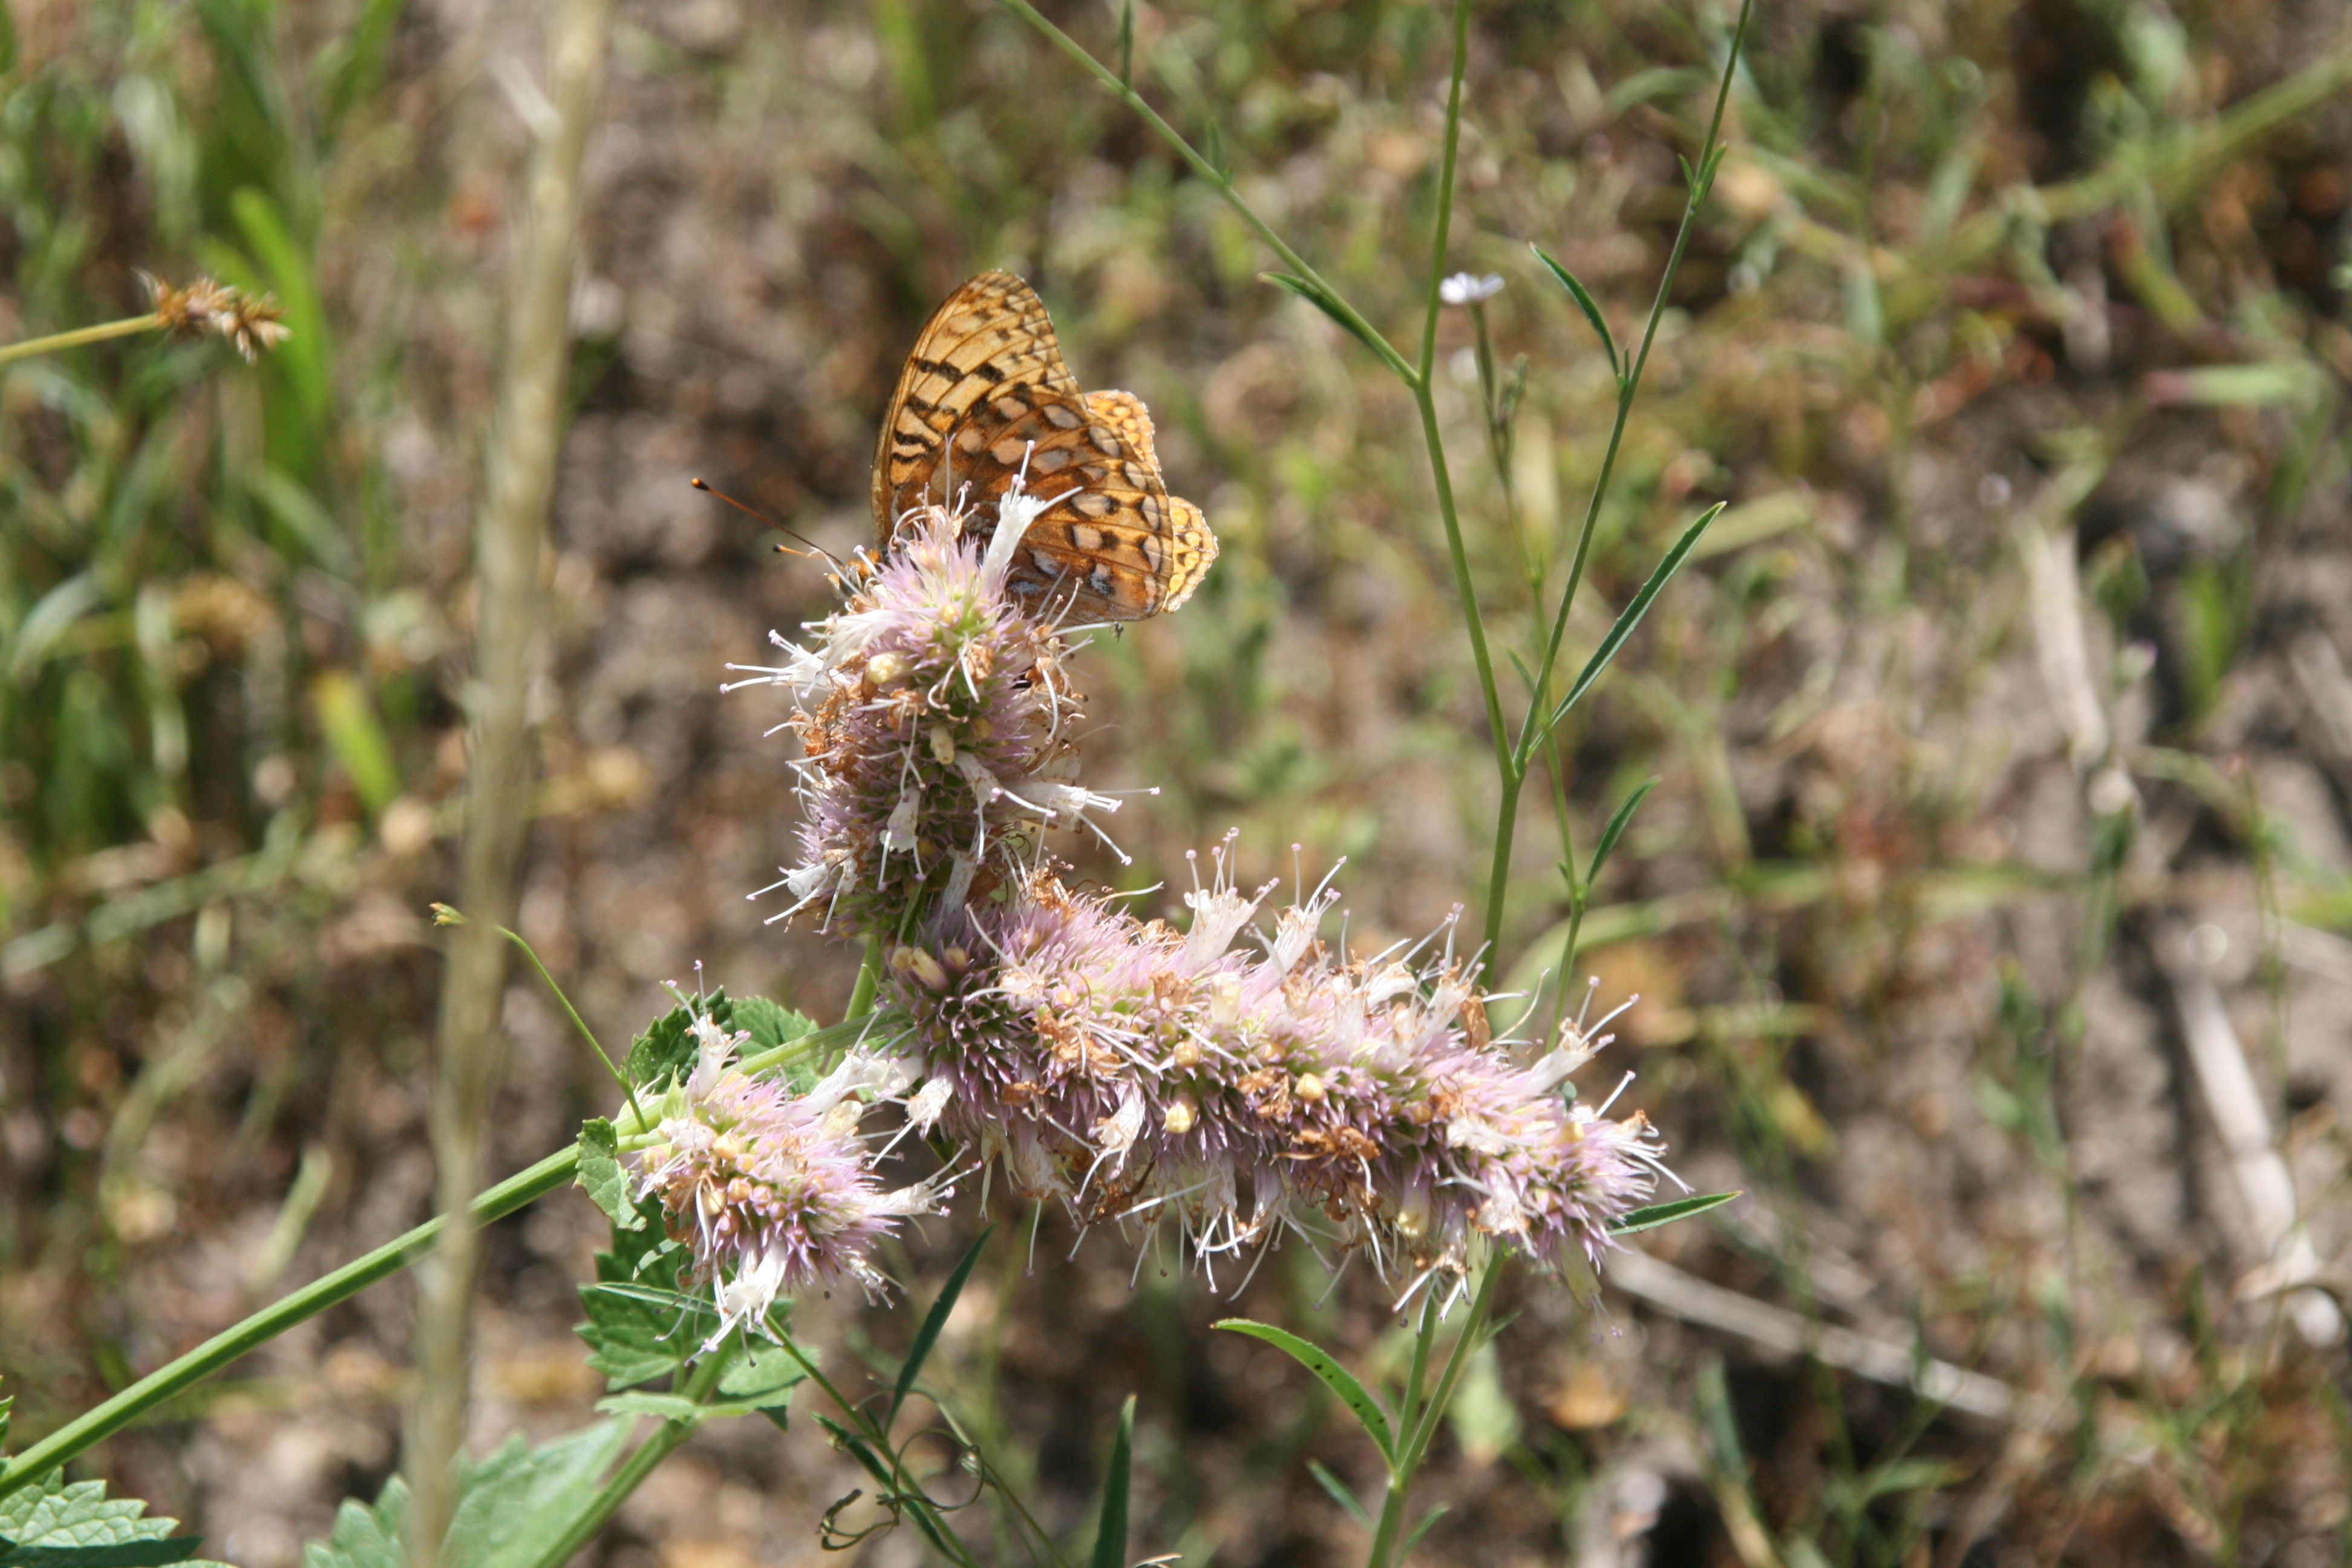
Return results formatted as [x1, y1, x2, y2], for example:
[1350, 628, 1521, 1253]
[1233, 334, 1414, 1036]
[0, 314, 158, 367]
[491, 920, 646, 1133]
[1364, 1264, 1502, 1568]
[1485, 0, 1753, 976]
[1408, 0, 1516, 980]
[994, 0, 1415, 385]
[1520, 0, 1754, 771]
[0, 1145, 581, 1499]
[520, 1356, 728, 1568]
[846, 929, 883, 1020]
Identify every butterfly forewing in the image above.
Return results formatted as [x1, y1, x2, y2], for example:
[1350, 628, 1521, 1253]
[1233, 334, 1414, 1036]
[871, 272, 1079, 538]
[871, 272, 1219, 621]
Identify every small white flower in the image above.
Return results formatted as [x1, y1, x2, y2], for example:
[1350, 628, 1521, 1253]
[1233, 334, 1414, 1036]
[1439, 272, 1504, 305]
[906, 1076, 953, 1133]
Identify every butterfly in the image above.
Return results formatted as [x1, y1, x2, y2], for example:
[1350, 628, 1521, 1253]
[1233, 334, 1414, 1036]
[870, 270, 1218, 621]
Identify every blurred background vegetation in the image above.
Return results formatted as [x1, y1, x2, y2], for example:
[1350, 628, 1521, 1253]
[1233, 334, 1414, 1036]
[4, 1, 2351, 1563]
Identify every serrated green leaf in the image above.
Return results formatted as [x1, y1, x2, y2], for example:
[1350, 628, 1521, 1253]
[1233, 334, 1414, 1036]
[889, 1227, 991, 1432]
[452, 1423, 632, 1568]
[593, 1392, 708, 1423]
[1305, 1461, 1371, 1529]
[2, 1538, 208, 1568]
[1547, 503, 1725, 735]
[626, 988, 756, 1091]
[728, 995, 814, 1057]
[717, 1340, 809, 1413]
[1262, 272, 1389, 364]
[574, 1194, 694, 1390]
[1088, 1395, 1135, 1568]
[298, 1423, 630, 1568]
[1609, 1189, 1742, 1235]
[0, 1476, 224, 1568]
[1530, 243, 1619, 378]
[1214, 1320, 1394, 1462]
[1587, 778, 1658, 889]
[300, 1478, 405, 1568]
[573, 1119, 642, 1230]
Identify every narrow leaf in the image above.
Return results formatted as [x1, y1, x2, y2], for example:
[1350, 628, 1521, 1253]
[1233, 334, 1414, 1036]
[1609, 1189, 1742, 1235]
[888, 1226, 992, 1432]
[1530, 244, 1619, 377]
[1587, 778, 1659, 889]
[1306, 1462, 1372, 1529]
[1549, 503, 1725, 732]
[1116, 0, 1134, 87]
[1203, 117, 1229, 179]
[1088, 1396, 1135, 1568]
[1399, 1503, 1450, 1558]
[1214, 1319, 1394, 1461]
[1261, 272, 1389, 364]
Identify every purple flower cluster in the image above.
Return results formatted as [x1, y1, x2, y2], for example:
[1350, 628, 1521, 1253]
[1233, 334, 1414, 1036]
[726, 503, 1670, 1302]
[886, 856, 1667, 1302]
[730, 504, 1112, 939]
[634, 1018, 953, 1345]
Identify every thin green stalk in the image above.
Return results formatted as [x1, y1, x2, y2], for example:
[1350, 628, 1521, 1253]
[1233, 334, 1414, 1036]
[1486, 0, 1754, 970]
[994, 0, 1414, 384]
[1407, 0, 1518, 977]
[769, 1334, 984, 1566]
[520, 1356, 728, 1568]
[0, 1146, 581, 1500]
[846, 929, 884, 1019]
[1521, 0, 1754, 764]
[0, 314, 158, 366]
[1364, 1264, 1503, 1568]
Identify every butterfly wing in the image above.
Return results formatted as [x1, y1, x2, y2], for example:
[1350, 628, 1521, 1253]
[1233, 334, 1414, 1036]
[873, 273, 1220, 619]
[933, 385, 1220, 620]
[871, 271, 1081, 545]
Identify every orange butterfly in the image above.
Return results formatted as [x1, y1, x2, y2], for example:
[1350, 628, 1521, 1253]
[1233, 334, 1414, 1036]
[871, 271, 1218, 621]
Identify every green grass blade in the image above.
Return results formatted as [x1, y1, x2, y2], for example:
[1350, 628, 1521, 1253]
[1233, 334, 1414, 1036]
[1587, 777, 1658, 889]
[1609, 1190, 1742, 1235]
[1089, 1395, 1135, 1568]
[1214, 1319, 1394, 1462]
[1547, 502, 1725, 735]
[1530, 243, 1618, 379]
[1399, 1503, 1450, 1559]
[887, 1225, 992, 1432]
[1262, 272, 1390, 365]
[1307, 1461, 1371, 1529]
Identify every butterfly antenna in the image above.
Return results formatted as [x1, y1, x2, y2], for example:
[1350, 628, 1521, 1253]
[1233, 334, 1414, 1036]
[690, 477, 841, 567]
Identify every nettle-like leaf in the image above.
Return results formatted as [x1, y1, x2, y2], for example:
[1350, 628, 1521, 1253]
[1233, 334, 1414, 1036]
[301, 1423, 630, 1568]
[0, 1473, 224, 1568]
[624, 988, 818, 1094]
[624, 991, 721, 1091]
[728, 995, 815, 1062]
[573, 1119, 642, 1231]
[575, 1188, 695, 1390]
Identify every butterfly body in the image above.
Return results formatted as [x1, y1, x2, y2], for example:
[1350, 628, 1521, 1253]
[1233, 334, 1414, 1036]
[871, 271, 1217, 620]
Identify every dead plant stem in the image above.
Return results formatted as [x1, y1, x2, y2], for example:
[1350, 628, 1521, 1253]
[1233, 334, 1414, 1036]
[403, 1, 612, 1562]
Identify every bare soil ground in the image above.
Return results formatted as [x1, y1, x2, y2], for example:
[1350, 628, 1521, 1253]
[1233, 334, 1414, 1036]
[4, 2, 2351, 1564]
